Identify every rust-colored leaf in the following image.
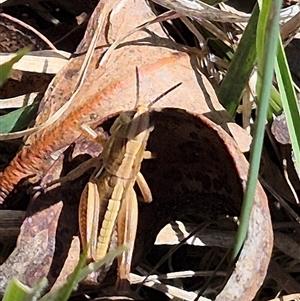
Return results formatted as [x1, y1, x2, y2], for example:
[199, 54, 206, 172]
[0, 0, 248, 202]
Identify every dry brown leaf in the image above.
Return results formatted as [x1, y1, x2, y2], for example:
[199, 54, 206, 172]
[0, 0, 272, 299]
[0, 0, 251, 200]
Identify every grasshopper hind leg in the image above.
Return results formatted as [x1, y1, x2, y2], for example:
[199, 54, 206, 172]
[116, 186, 138, 293]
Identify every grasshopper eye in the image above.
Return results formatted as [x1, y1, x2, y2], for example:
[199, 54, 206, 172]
[118, 112, 133, 125]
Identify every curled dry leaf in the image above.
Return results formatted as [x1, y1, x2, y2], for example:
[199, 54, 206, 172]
[0, 0, 271, 299]
[0, 0, 251, 202]
[136, 109, 272, 301]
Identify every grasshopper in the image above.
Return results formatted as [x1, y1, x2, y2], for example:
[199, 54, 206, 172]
[79, 104, 153, 288]
[79, 77, 181, 290]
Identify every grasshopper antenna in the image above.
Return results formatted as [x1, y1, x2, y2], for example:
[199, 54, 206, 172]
[148, 82, 182, 109]
[135, 66, 140, 108]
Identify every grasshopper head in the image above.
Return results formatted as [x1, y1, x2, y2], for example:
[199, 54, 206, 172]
[110, 111, 135, 135]
[118, 112, 133, 125]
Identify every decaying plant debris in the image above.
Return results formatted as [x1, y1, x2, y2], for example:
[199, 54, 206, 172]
[0, 0, 300, 300]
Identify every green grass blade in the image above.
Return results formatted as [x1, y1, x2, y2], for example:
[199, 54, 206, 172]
[40, 245, 127, 301]
[0, 48, 30, 86]
[269, 85, 282, 117]
[0, 101, 39, 134]
[0, 47, 38, 136]
[275, 39, 300, 177]
[232, 0, 282, 261]
[42, 247, 88, 301]
[218, 4, 259, 115]
[78, 245, 128, 284]
[2, 277, 47, 301]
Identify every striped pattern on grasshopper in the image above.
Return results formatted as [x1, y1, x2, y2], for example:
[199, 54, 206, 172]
[79, 104, 153, 288]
